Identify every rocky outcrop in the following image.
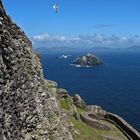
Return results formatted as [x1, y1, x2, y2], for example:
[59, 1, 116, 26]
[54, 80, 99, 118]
[73, 53, 102, 67]
[85, 105, 106, 117]
[72, 94, 86, 109]
[0, 1, 72, 139]
[57, 88, 68, 99]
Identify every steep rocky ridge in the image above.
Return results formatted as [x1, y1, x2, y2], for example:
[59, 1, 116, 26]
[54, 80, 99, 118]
[0, 1, 72, 139]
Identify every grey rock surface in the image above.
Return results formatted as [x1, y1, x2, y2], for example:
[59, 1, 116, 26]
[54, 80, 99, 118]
[72, 94, 86, 109]
[0, 1, 73, 139]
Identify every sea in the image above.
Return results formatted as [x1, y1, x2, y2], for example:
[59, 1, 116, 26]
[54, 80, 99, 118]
[39, 50, 140, 132]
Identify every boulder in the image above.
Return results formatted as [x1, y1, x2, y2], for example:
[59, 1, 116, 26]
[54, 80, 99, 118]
[57, 88, 68, 99]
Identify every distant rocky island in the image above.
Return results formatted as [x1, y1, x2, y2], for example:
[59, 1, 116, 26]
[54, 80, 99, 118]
[73, 53, 102, 67]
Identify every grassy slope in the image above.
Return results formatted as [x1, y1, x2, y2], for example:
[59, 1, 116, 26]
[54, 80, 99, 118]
[71, 118, 128, 140]
[59, 97, 128, 140]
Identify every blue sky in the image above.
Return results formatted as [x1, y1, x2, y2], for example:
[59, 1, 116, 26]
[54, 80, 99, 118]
[3, 0, 140, 48]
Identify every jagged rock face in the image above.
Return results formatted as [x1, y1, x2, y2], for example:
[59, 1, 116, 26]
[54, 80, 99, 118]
[0, 1, 72, 140]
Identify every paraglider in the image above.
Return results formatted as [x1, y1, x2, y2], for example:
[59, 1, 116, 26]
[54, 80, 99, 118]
[53, 3, 58, 13]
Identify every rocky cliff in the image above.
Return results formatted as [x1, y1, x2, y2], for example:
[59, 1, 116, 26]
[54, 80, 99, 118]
[0, 1, 72, 139]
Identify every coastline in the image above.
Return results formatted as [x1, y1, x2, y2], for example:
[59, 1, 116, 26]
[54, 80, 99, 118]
[48, 79, 140, 140]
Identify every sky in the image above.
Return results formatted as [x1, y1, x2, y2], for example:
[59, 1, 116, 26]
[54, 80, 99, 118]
[2, 0, 140, 48]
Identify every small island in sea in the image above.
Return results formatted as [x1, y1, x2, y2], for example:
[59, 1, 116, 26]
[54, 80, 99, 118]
[73, 53, 102, 67]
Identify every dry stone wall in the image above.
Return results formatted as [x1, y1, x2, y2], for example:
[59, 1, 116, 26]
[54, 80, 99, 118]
[105, 113, 140, 140]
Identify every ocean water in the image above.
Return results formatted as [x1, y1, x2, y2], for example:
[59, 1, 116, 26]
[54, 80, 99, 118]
[40, 51, 140, 132]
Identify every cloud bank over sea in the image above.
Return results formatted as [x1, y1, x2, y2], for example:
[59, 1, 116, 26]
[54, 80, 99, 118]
[31, 33, 140, 49]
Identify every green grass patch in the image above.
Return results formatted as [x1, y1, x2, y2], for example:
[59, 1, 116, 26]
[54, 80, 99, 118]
[70, 118, 103, 140]
[76, 107, 85, 114]
[60, 98, 72, 111]
[70, 118, 128, 140]
[48, 85, 55, 89]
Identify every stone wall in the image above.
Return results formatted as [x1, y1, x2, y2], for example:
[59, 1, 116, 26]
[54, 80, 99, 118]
[105, 113, 140, 140]
[80, 112, 111, 130]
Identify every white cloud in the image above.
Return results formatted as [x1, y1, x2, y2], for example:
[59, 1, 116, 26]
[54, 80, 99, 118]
[119, 37, 128, 43]
[33, 33, 66, 42]
[33, 33, 50, 41]
[31, 33, 140, 48]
